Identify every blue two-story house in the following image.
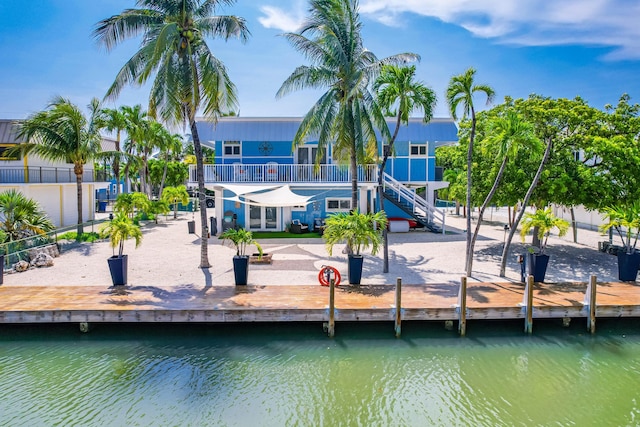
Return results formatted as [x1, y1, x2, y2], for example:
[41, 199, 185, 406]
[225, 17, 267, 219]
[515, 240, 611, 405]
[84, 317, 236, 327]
[191, 117, 457, 234]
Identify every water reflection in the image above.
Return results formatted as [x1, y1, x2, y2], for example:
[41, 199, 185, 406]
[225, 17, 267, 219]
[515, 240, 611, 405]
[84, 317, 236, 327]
[1, 320, 639, 426]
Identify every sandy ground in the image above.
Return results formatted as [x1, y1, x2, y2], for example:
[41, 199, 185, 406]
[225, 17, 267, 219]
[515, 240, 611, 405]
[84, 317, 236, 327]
[2, 209, 620, 288]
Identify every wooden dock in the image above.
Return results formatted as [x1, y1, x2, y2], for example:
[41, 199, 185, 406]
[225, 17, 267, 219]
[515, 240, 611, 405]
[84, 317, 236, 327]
[0, 277, 639, 335]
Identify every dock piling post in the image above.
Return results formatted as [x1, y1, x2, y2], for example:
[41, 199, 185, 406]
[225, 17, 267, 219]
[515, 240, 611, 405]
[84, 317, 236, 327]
[458, 276, 467, 336]
[524, 275, 534, 334]
[585, 275, 597, 334]
[394, 277, 402, 337]
[327, 278, 335, 338]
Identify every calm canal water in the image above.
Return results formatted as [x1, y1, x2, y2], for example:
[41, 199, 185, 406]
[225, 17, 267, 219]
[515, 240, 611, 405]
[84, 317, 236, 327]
[1, 319, 639, 426]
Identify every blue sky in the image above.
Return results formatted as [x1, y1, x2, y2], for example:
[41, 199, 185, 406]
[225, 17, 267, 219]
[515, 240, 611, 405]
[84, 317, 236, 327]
[0, 0, 638, 121]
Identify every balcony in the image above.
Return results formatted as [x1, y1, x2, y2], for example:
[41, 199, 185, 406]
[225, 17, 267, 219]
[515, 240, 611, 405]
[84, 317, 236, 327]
[0, 167, 109, 184]
[189, 164, 379, 185]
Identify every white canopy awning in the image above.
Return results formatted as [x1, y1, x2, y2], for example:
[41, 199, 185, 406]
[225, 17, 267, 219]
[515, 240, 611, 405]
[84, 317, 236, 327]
[218, 183, 280, 196]
[223, 185, 313, 207]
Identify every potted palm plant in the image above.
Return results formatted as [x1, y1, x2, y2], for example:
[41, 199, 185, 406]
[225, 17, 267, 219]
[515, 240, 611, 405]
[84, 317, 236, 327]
[599, 203, 640, 281]
[221, 227, 262, 286]
[520, 207, 569, 282]
[100, 212, 143, 286]
[323, 210, 388, 285]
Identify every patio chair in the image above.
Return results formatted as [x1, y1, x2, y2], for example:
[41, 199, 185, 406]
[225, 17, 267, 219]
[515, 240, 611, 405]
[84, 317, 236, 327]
[266, 162, 278, 181]
[290, 219, 309, 234]
[233, 163, 249, 181]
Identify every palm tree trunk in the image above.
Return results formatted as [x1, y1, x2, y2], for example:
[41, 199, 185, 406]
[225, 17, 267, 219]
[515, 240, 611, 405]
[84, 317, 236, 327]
[350, 144, 358, 213]
[190, 119, 211, 269]
[114, 130, 121, 197]
[465, 110, 477, 271]
[378, 112, 402, 273]
[74, 165, 83, 238]
[466, 156, 508, 276]
[570, 207, 577, 243]
[159, 153, 169, 199]
[499, 137, 554, 276]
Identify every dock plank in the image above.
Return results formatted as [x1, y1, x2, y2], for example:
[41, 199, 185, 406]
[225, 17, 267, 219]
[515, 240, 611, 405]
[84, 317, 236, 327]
[0, 281, 639, 325]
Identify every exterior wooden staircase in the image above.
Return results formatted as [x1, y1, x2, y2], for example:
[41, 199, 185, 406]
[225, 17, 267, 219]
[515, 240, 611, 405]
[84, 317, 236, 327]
[381, 173, 446, 233]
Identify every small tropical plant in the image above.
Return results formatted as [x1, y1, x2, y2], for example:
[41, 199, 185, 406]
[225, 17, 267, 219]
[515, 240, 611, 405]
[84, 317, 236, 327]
[114, 192, 150, 219]
[323, 211, 388, 256]
[161, 185, 190, 219]
[100, 212, 143, 257]
[147, 199, 170, 223]
[520, 207, 569, 254]
[599, 203, 640, 255]
[221, 227, 262, 257]
[0, 189, 55, 241]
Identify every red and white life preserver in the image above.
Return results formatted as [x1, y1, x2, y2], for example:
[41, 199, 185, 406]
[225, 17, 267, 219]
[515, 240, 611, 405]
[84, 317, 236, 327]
[318, 265, 341, 287]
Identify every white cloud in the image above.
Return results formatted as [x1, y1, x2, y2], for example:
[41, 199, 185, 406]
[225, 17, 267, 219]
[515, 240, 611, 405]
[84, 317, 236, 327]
[359, 0, 640, 60]
[258, 5, 305, 33]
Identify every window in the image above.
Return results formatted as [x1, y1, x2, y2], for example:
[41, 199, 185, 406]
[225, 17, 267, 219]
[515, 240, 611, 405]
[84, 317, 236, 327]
[326, 198, 351, 212]
[410, 144, 427, 156]
[573, 150, 582, 162]
[0, 144, 20, 160]
[291, 204, 307, 212]
[223, 140, 240, 156]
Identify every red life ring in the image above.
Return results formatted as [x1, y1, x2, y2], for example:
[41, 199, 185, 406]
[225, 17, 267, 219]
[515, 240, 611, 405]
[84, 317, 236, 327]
[318, 265, 341, 287]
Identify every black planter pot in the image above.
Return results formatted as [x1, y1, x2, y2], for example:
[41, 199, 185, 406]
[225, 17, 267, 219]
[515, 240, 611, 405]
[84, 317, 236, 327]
[527, 253, 550, 283]
[108, 254, 128, 286]
[233, 255, 250, 286]
[617, 251, 640, 282]
[188, 221, 196, 234]
[347, 254, 364, 285]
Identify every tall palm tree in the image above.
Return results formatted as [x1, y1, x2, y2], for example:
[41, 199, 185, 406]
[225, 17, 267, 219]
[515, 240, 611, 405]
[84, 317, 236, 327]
[120, 104, 148, 194]
[446, 67, 495, 276]
[94, 0, 249, 269]
[15, 96, 103, 237]
[466, 111, 537, 276]
[141, 120, 166, 197]
[374, 64, 437, 273]
[98, 106, 127, 196]
[156, 130, 184, 198]
[277, 0, 418, 211]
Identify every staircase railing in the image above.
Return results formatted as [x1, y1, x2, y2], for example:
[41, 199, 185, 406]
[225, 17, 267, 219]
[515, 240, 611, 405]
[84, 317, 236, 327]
[382, 172, 446, 233]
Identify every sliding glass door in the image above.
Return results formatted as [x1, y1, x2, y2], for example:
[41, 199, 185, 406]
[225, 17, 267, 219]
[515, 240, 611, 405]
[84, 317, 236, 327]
[249, 205, 278, 230]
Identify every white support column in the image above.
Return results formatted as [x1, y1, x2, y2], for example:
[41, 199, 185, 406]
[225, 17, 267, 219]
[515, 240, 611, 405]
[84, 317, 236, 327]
[358, 187, 367, 213]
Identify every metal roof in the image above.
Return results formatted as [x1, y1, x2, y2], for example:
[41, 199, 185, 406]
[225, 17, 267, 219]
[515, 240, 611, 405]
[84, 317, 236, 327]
[195, 117, 458, 146]
[0, 120, 23, 144]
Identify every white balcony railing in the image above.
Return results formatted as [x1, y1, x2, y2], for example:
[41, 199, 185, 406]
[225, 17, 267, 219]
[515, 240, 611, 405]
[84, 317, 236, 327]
[189, 164, 379, 184]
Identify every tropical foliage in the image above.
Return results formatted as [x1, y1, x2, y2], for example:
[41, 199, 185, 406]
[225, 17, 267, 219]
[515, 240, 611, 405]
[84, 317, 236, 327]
[100, 212, 143, 257]
[14, 97, 103, 237]
[599, 203, 640, 254]
[374, 64, 436, 273]
[0, 190, 55, 241]
[520, 207, 569, 254]
[465, 110, 538, 275]
[95, 0, 249, 268]
[114, 192, 151, 219]
[323, 210, 388, 256]
[446, 67, 495, 277]
[161, 185, 190, 219]
[277, 0, 418, 210]
[220, 227, 262, 257]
